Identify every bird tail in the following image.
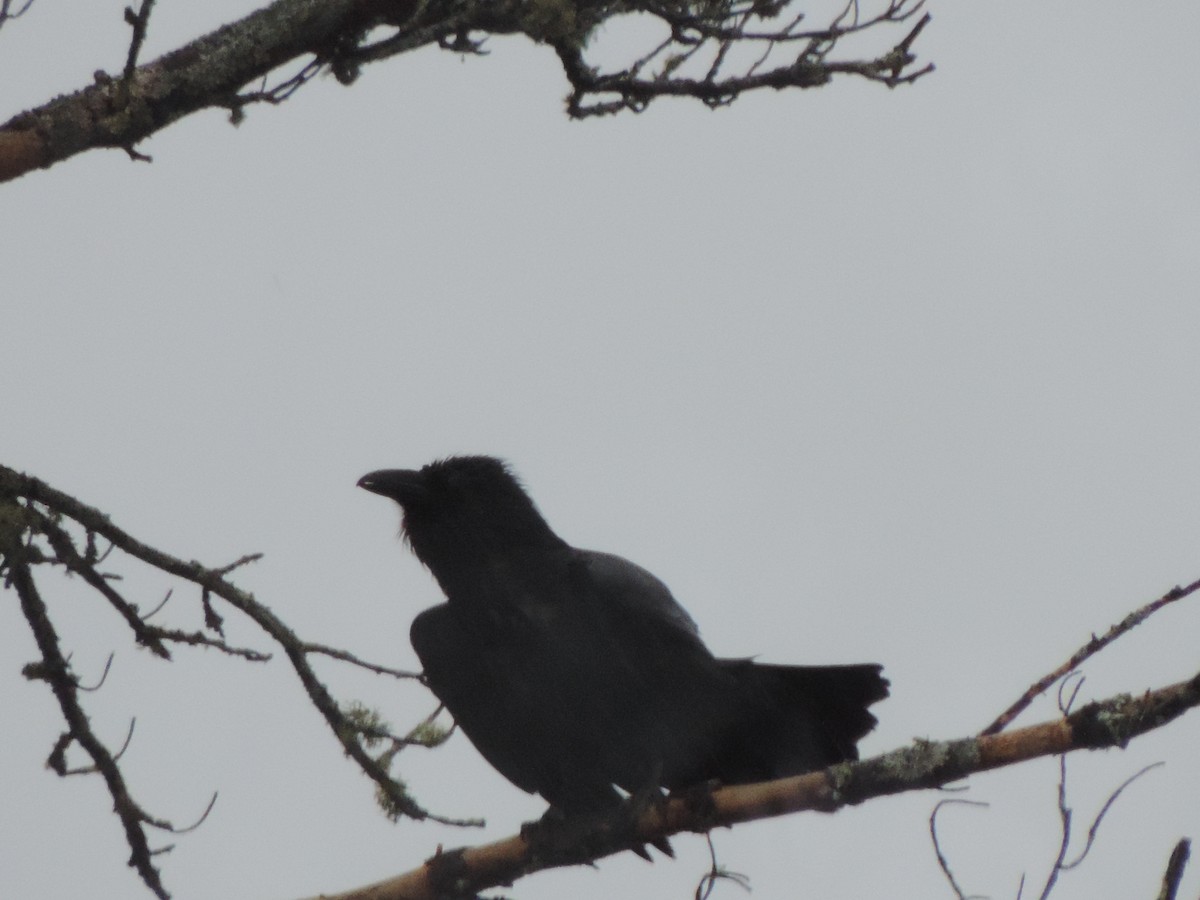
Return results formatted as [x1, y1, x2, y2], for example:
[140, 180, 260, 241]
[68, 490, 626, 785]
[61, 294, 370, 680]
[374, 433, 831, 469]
[713, 660, 889, 783]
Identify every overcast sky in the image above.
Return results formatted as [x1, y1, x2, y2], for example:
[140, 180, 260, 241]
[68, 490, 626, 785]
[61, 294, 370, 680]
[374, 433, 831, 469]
[3, 1, 1200, 898]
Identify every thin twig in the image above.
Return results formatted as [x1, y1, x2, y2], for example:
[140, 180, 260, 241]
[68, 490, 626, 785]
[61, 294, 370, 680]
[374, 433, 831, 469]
[214, 552, 263, 575]
[56, 718, 138, 774]
[2, 0, 936, 183]
[694, 832, 751, 900]
[76, 652, 115, 691]
[9, 559, 169, 899]
[561, 5, 932, 119]
[929, 798, 990, 900]
[982, 577, 1200, 735]
[1037, 754, 1073, 899]
[0, 0, 35, 28]
[1060, 763, 1163, 870]
[146, 626, 272, 661]
[123, 0, 157, 80]
[30, 506, 172, 658]
[301, 642, 420, 679]
[142, 588, 173, 620]
[150, 791, 219, 835]
[1035, 757, 1165, 897]
[0, 464, 467, 827]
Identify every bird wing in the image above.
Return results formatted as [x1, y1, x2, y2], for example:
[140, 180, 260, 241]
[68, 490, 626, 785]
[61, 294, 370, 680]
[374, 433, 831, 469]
[574, 549, 705, 646]
[409, 603, 546, 795]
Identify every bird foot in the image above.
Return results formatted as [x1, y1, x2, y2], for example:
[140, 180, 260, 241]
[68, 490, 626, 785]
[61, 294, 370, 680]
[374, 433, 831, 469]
[521, 797, 672, 864]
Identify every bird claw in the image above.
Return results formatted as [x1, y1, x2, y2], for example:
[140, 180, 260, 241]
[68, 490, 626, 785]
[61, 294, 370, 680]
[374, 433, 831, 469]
[521, 796, 672, 864]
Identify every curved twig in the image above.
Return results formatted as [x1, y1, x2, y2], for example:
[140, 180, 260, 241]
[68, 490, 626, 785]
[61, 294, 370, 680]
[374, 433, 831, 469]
[929, 798, 990, 900]
[1060, 762, 1163, 871]
[77, 652, 116, 692]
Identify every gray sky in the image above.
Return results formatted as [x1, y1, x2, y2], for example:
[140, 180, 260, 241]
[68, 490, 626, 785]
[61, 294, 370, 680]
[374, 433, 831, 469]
[3, 1, 1199, 897]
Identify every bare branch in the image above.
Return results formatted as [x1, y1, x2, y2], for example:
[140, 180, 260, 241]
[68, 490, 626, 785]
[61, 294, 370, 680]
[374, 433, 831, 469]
[7, 558, 170, 899]
[0, 463, 461, 829]
[214, 552, 264, 575]
[302, 642, 422, 679]
[200, 587, 225, 634]
[1038, 754, 1074, 899]
[1158, 838, 1191, 900]
[557, 5, 932, 118]
[28, 505, 172, 658]
[123, 1, 157, 80]
[0, 0, 932, 182]
[54, 719, 138, 775]
[1032, 757, 1162, 899]
[310, 673, 1200, 900]
[231, 58, 325, 123]
[0, 0, 35, 30]
[9, 460, 1193, 898]
[145, 626, 273, 661]
[1056, 670, 1086, 717]
[982, 577, 1200, 735]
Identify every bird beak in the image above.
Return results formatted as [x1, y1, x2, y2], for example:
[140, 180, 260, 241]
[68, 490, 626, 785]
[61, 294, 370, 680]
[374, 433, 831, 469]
[357, 469, 428, 502]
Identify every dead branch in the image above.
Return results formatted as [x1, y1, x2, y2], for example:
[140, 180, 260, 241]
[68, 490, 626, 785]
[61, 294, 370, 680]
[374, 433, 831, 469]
[0, 0, 931, 183]
[123, 0, 157, 80]
[982, 578, 1200, 735]
[310, 673, 1200, 900]
[7, 556, 173, 899]
[301, 641, 421, 678]
[1158, 838, 1191, 900]
[0, 463, 475, 899]
[6, 459, 1194, 899]
[0, 0, 34, 30]
[556, 7, 932, 118]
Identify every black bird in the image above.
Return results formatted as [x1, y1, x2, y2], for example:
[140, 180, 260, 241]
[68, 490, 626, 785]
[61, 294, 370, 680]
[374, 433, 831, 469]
[358, 456, 887, 819]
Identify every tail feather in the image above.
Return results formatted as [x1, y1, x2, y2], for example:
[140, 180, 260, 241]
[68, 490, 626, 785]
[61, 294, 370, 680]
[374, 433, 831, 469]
[711, 660, 888, 784]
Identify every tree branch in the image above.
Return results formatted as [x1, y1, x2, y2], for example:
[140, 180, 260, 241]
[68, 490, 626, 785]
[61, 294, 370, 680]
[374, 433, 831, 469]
[0, 0, 426, 182]
[0, 0, 932, 183]
[556, 4, 932, 118]
[123, 0, 157, 81]
[1157, 838, 1191, 900]
[310, 673, 1200, 900]
[0, 0, 35, 30]
[0, 463, 475, 898]
[0, 464, 452, 813]
[982, 577, 1200, 735]
[9, 460, 1191, 899]
[6, 556, 172, 899]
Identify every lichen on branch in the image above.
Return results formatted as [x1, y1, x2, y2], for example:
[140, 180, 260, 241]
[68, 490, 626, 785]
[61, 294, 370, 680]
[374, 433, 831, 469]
[0, 0, 931, 181]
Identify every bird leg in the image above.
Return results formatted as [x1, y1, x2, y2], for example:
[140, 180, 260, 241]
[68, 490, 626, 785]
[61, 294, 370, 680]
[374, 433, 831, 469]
[521, 778, 672, 865]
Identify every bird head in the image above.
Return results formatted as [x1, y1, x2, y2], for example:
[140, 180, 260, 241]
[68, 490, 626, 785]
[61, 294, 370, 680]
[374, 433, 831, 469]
[358, 456, 566, 579]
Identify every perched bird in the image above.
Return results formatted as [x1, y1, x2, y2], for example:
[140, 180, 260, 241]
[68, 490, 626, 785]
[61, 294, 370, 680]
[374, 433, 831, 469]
[359, 456, 887, 819]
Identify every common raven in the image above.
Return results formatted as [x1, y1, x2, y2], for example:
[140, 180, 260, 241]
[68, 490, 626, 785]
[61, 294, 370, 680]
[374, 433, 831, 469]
[359, 456, 887, 819]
